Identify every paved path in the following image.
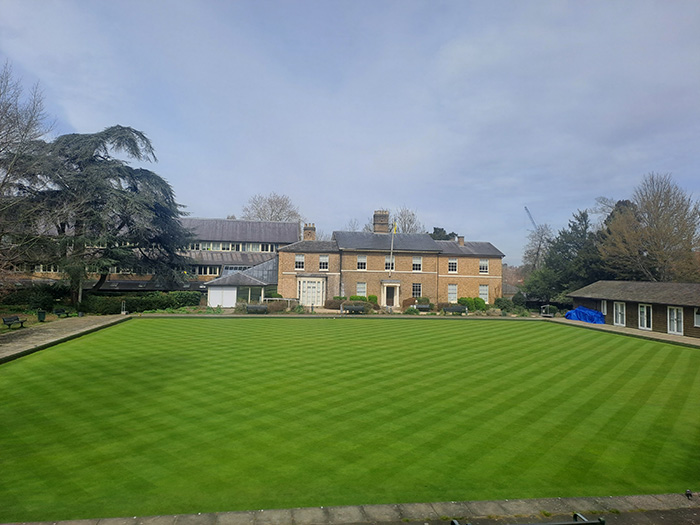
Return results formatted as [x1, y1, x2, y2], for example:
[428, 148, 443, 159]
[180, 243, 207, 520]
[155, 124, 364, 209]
[2, 315, 700, 524]
[2, 494, 699, 525]
[0, 314, 129, 364]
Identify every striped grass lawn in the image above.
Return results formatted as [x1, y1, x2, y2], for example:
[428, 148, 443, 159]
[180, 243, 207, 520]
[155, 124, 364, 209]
[1, 317, 699, 522]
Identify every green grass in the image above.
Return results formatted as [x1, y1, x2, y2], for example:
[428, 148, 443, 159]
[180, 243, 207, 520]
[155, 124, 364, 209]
[1, 318, 699, 522]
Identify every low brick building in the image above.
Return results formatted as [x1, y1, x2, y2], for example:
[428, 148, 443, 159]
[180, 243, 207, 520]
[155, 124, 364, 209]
[278, 211, 504, 308]
[568, 280, 700, 338]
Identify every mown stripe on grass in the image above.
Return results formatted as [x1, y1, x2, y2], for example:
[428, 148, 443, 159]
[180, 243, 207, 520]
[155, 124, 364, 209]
[2, 318, 699, 521]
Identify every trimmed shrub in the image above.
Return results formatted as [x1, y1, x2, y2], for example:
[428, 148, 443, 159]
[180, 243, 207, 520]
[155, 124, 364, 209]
[267, 301, 288, 313]
[403, 306, 420, 315]
[473, 297, 487, 311]
[367, 294, 378, 304]
[333, 296, 347, 301]
[349, 295, 368, 302]
[512, 291, 526, 307]
[415, 296, 430, 304]
[458, 297, 475, 311]
[324, 299, 344, 310]
[80, 291, 204, 314]
[494, 297, 514, 312]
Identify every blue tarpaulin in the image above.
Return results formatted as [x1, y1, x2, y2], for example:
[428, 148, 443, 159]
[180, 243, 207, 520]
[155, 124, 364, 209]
[565, 306, 605, 324]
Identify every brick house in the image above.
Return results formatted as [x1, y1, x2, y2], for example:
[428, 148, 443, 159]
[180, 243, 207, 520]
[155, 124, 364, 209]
[278, 211, 504, 308]
[568, 280, 700, 338]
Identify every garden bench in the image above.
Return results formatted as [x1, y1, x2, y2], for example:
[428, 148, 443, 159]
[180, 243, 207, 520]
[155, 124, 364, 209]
[3, 315, 27, 328]
[341, 305, 365, 314]
[246, 304, 268, 314]
[415, 303, 431, 312]
[53, 308, 69, 318]
[443, 304, 467, 315]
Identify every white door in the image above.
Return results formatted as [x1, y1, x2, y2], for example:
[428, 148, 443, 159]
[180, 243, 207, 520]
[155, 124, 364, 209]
[668, 307, 683, 335]
[298, 279, 324, 307]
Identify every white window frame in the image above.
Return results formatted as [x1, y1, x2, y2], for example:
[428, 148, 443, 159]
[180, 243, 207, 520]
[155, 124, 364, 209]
[447, 284, 458, 303]
[694, 307, 700, 328]
[638, 304, 652, 330]
[613, 302, 626, 326]
[479, 259, 489, 274]
[356, 282, 367, 297]
[412, 282, 422, 298]
[319, 254, 329, 271]
[295, 254, 305, 270]
[600, 300, 607, 316]
[412, 256, 422, 272]
[448, 258, 457, 273]
[357, 255, 367, 271]
[479, 284, 489, 303]
[385, 255, 395, 271]
[668, 306, 684, 335]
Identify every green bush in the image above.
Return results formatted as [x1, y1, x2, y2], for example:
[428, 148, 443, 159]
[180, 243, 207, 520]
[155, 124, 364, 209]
[512, 291, 526, 307]
[415, 296, 431, 305]
[1, 283, 70, 311]
[80, 291, 204, 314]
[494, 297, 514, 312]
[473, 297, 487, 311]
[403, 306, 420, 315]
[333, 296, 347, 300]
[367, 295, 378, 304]
[458, 297, 475, 311]
[349, 295, 368, 302]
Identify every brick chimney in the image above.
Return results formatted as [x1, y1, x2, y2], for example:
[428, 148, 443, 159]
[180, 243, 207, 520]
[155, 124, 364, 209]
[303, 223, 316, 241]
[457, 235, 465, 246]
[373, 210, 390, 234]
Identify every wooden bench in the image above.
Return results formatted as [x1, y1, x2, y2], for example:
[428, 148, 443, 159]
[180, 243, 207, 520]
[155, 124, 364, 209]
[415, 303, 431, 312]
[341, 304, 365, 314]
[246, 304, 268, 314]
[443, 304, 467, 315]
[3, 315, 27, 328]
[53, 308, 70, 318]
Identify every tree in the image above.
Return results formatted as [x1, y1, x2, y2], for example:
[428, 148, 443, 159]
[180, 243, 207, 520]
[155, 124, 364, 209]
[343, 218, 361, 231]
[522, 223, 553, 273]
[523, 210, 609, 303]
[391, 206, 424, 233]
[599, 173, 700, 282]
[522, 267, 558, 303]
[12, 125, 192, 302]
[0, 62, 52, 282]
[240, 192, 303, 222]
[429, 227, 458, 240]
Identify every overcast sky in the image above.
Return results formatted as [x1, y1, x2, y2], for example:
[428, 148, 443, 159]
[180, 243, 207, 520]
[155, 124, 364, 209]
[2, 0, 699, 265]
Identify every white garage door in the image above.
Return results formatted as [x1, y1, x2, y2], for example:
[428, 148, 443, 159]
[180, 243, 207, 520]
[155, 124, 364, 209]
[207, 287, 237, 307]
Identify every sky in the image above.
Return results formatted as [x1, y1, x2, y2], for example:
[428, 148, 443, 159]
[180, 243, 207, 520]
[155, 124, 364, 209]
[1, 0, 699, 265]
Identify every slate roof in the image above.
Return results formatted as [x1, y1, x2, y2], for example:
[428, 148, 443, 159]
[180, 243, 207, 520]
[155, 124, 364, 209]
[436, 240, 505, 257]
[180, 218, 300, 243]
[568, 280, 700, 307]
[278, 240, 338, 253]
[332, 231, 442, 252]
[183, 251, 277, 266]
[205, 273, 267, 287]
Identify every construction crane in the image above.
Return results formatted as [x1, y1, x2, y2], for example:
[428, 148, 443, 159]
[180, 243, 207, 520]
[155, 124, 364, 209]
[524, 206, 538, 230]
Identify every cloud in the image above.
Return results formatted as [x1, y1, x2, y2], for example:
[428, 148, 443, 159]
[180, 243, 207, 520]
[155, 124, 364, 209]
[1, 0, 699, 264]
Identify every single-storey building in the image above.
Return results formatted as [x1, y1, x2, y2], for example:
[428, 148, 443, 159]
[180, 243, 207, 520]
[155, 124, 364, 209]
[568, 280, 700, 338]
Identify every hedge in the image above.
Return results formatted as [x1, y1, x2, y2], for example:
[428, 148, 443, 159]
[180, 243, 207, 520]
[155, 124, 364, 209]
[80, 291, 203, 314]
